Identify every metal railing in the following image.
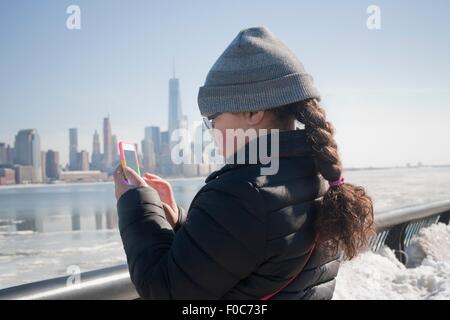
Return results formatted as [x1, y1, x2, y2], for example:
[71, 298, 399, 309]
[1, 199, 449, 300]
[0, 264, 138, 300]
[368, 200, 450, 263]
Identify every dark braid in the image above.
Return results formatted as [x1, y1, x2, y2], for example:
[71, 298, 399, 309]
[272, 98, 375, 260]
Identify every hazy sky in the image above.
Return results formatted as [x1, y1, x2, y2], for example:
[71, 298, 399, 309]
[1, 0, 449, 167]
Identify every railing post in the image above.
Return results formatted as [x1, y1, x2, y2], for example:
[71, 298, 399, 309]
[438, 210, 450, 225]
[383, 223, 408, 264]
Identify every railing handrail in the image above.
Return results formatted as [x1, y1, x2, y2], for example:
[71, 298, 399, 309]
[375, 199, 450, 230]
[1, 199, 449, 300]
[0, 264, 138, 300]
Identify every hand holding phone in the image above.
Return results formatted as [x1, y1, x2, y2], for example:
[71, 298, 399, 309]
[115, 141, 179, 227]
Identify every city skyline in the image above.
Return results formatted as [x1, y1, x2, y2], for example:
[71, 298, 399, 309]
[0, 68, 217, 184]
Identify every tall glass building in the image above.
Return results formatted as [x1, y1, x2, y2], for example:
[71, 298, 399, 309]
[103, 117, 112, 168]
[69, 128, 78, 170]
[14, 129, 42, 182]
[144, 126, 161, 155]
[168, 77, 183, 136]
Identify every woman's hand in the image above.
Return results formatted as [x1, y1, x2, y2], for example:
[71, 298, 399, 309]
[143, 172, 179, 228]
[113, 165, 148, 200]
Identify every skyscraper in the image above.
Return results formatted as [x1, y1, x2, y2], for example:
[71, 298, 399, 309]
[0, 143, 7, 165]
[6, 145, 14, 165]
[159, 130, 172, 176]
[103, 117, 112, 168]
[14, 129, 42, 183]
[111, 134, 119, 164]
[91, 130, 102, 170]
[69, 128, 78, 170]
[142, 126, 160, 173]
[168, 74, 183, 136]
[41, 151, 47, 181]
[45, 150, 60, 180]
[77, 150, 90, 171]
[144, 126, 161, 155]
[141, 139, 156, 172]
[173, 115, 189, 176]
[161, 131, 169, 146]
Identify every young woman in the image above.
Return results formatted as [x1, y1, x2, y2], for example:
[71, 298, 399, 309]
[114, 26, 374, 300]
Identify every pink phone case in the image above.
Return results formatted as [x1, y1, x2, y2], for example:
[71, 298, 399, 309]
[118, 141, 140, 182]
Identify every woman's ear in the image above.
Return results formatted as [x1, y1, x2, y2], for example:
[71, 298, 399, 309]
[245, 111, 265, 126]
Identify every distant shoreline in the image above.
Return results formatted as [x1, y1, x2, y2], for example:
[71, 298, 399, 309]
[0, 176, 207, 190]
[1, 165, 449, 189]
[343, 164, 450, 171]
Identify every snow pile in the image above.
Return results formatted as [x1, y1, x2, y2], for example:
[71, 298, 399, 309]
[333, 223, 450, 300]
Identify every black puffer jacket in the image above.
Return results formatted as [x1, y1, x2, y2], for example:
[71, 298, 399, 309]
[117, 129, 341, 300]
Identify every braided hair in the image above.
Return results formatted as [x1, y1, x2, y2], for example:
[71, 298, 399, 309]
[272, 98, 375, 259]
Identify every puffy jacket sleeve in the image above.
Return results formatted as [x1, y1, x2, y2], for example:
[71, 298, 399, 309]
[117, 185, 266, 299]
[173, 205, 187, 232]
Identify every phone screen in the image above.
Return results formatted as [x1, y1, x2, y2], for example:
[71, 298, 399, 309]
[124, 149, 140, 175]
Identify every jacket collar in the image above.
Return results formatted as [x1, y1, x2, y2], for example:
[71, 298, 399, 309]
[205, 129, 313, 182]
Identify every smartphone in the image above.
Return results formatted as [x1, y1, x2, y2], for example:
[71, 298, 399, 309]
[118, 141, 141, 183]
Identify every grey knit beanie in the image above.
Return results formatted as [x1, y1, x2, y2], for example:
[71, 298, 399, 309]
[198, 26, 321, 115]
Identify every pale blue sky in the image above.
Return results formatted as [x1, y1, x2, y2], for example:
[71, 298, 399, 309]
[0, 0, 449, 167]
